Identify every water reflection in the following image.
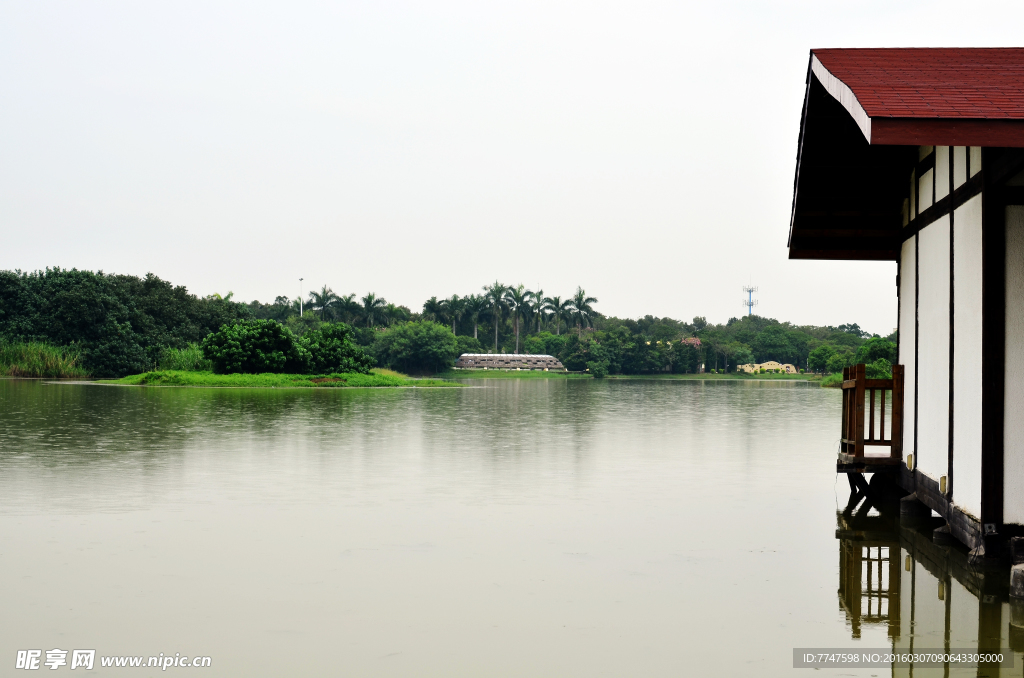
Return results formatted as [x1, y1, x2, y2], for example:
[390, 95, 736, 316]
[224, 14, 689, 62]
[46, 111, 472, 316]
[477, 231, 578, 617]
[3, 377, 906, 676]
[836, 480, 1024, 676]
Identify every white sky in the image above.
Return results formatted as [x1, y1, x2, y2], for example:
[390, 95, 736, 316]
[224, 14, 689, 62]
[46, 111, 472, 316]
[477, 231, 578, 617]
[2, 1, 1022, 336]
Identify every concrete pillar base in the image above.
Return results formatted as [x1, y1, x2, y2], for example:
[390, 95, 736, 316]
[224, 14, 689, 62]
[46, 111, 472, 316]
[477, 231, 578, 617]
[1010, 564, 1024, 600]
[900, 492, 931, 518]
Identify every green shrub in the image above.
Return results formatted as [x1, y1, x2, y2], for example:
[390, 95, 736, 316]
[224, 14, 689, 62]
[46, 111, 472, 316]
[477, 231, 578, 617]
[456, 335, 483, 356]
[825, 352, 851, 375]
[299, 323, 375, 374]
[159, 343, 212, 371]
[559, 334, 608, 372]
[587, 360, 609, 378]
[855, 337, 897, 365]
[373, 320, 459, 374]
[0, 268, 251, 377]
[820, 372, 844, 388]
[865, 358, 893, 379]
[201, 319, 309, 374]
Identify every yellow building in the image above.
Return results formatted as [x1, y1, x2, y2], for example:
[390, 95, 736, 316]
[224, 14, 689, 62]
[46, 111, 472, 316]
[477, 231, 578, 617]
[736, 360, 797, 374]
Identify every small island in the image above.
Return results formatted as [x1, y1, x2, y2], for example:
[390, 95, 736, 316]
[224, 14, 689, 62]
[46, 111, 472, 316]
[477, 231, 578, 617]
[103, 368, 458, 388]
[102, 319, 461, 389]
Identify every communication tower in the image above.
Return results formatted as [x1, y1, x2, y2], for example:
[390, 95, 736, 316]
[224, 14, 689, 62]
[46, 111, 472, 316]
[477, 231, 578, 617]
[742, 285, 758, 316]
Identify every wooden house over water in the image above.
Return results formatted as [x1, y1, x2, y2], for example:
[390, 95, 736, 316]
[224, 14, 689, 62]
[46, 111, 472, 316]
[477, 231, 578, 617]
[454, 354, 565, 371]
[788, 49, 1024, 559]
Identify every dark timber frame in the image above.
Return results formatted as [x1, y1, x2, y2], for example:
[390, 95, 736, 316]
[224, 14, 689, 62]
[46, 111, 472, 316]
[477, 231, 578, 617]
[810, 138, 1024, 551]
[790, 50, 1024, 552]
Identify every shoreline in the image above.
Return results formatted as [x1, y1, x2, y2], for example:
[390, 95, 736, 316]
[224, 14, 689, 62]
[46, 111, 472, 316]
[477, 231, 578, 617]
[96, 370, 463, 389]
[444, 369, 820, 381]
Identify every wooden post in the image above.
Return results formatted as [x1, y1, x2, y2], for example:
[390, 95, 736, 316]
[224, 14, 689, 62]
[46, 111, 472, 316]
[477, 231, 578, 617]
[869, 388, 876, 442]
[854, 363, 865, 458]
[891, 365, 904, 459]
[880, 389, 887, 444]
[841, 366, 851, 454]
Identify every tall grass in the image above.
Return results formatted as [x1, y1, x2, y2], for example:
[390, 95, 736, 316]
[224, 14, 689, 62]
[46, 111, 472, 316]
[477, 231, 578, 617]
[0, 341, 89, 378]
[820, 373, 844, 388]
[159, 343, 212, 371]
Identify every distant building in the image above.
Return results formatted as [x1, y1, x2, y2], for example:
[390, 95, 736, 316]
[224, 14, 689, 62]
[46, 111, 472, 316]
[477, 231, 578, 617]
[736, 361, 798, 374]
[454, 354, 565, 370]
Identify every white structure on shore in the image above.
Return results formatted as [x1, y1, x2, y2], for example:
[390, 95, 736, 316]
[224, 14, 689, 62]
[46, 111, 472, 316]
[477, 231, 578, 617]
[735, 361, 797, 374]
[454, 354, 565, 370]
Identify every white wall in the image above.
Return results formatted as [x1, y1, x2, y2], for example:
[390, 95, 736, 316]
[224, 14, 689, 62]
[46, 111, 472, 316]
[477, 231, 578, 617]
[953, 146, 967, 189]
[900, 237, 917, 457]
[935, 146, 950, 201]
[918, 169, 934, 212]
[917, 216, 950, 480]
[1005, 205, 1024, 525]
[953, 195, 983, 519]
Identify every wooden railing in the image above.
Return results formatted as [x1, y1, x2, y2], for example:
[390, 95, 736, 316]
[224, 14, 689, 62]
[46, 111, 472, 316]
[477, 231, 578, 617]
[840, 364, 904, 462]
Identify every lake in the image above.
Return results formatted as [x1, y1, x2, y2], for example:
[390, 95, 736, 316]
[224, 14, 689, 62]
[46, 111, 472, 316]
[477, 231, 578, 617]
[0, 378, 1016, 676]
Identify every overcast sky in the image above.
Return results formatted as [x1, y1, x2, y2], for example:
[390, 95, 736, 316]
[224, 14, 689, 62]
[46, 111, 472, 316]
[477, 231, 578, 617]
[3, 1, 1022, 335]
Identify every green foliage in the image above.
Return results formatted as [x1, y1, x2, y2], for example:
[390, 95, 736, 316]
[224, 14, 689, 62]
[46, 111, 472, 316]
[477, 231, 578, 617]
[533, 332, 566, 357]
[559, 334, 608, 371]
[731, 345, 755, 368]
[587, 360, 609, 378]
[284, 314, 322, 337]
[373, 320, 459, 374]
[523, 335, 545, 354]
[201, 320, 310, 374]
[825, 352, 851, 375]
[300, 323, 375, 374]
[0, 268, 251, 377]
[865, 358, 893, 379]
[854, 337, 897, 365]
[820, 373, 844, 388]
[106, 369, 461, 388]
[159, 343, 211, 371]
[0, 341, 89, 378]
[455, 335, 482, 355]
[807, 344, 836, 372]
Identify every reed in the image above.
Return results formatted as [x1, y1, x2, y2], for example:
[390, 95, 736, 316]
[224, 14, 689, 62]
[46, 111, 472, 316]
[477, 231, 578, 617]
[820, 373, 844, 388]
[159, 343, 212, 371]
[0, 341, 89, 378]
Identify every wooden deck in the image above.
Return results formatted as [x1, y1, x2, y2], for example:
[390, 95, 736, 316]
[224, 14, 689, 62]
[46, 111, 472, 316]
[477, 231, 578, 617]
[838, 364, 904, 473]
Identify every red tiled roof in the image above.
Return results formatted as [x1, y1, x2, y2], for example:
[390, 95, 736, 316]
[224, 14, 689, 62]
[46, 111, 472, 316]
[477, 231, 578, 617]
[813, 48, 1024, 120]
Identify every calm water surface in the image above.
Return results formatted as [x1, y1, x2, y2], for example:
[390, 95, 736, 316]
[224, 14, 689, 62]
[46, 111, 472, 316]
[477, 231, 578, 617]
[0, 379, 1006, 676]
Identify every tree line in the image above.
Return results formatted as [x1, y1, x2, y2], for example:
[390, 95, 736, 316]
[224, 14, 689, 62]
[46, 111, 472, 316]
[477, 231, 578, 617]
[250, 281, 896, 377]
[0, 268, 895, 377]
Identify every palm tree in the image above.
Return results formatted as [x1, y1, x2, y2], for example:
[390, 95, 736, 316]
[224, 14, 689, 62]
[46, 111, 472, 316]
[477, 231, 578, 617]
[383, 303, 405, 326]
[335, 293, 360, 324]
[361, 292, 388, 327]
[445, 294, 466, 334]
[482, 281, 507, 352]
[529, 289, 545, 333]
[504, 284, 529, 353]
[543, 296, 572, 335]
[568, 287, 598, 335]
[464, 294, 488, 340]
[308, 285, 340, 321]
[422, 296, 446, 323]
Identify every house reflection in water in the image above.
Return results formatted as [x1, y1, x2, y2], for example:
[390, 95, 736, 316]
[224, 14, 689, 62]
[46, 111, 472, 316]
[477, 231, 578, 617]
[836, 482, 1024, 675]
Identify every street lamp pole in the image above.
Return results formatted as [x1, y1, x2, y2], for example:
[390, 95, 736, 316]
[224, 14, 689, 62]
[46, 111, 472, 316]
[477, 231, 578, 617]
[299, 278, 304, 317]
